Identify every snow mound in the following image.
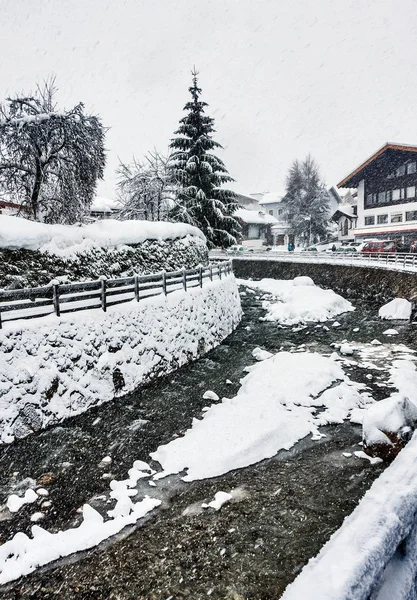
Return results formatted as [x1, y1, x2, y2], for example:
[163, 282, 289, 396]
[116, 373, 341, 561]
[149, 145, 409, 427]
[292, 276, 315, 287]
[252, 347, 273, 361]
[150, 351, 371, 481]
[201, 491, 232, 511]
[379, 298, 412, 320]
[383, 329, 399, 336]
[340, 343, 355, 356]
[0, 215, 205, 256]
[363, 396, 417, 447]
[238, 278, 353, 326]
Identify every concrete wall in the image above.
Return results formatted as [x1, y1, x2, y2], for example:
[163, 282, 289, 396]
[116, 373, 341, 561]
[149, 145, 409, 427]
[233, 258, 417, 304]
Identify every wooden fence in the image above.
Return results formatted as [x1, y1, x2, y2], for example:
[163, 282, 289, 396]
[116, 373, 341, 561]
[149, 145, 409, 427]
[0, 261, 233, 329]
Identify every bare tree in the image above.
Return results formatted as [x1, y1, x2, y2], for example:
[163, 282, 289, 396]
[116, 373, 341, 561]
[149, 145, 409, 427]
[0, 77, 106, 223]
[117, 150, 174, 221]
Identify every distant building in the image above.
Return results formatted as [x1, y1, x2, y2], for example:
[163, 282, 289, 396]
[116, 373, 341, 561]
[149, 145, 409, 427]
[89, 197, 121, 220]
[338, 142, 417, 241]
[257, 192, 293, 247]
[233, 193, 277, 246]
[331, 190, 358, 242]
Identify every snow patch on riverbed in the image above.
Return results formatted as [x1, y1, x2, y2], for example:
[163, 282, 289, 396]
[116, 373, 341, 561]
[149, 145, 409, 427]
[237, 277, 354, 325]
[151, 351, 372, 481]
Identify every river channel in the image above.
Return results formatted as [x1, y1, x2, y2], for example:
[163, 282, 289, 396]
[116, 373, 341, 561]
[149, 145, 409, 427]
[1, 280, 416, 599]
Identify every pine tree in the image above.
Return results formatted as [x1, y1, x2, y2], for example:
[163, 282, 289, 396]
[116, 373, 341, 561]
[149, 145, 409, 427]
[168, 70, 241, 248]
[285, 155, 330, 245]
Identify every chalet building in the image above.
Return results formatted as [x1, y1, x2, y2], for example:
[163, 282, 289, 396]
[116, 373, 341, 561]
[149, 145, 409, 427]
[258, 192, 293, 246]
[331, 190, 358, 242]
[338, 143, 417, 242]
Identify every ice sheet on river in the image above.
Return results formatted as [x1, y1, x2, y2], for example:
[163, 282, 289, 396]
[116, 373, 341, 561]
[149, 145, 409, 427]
[151, 351, 372, 481]
[237, 277, 354, 325]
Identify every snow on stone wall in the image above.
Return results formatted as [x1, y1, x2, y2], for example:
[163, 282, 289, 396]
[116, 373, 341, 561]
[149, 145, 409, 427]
[0, 235, 208, 289]
[0, 275, 241, 445]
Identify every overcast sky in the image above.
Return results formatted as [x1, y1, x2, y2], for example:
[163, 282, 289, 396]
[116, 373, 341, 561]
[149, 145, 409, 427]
[1, 0, 416, 198]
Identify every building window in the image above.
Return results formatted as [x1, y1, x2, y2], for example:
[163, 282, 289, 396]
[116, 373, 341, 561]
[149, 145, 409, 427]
[352, 206, 357, 215]
[406, 211, 417, 221]
[364, 216, 375, 225]
[396, 164, 406, 177]
[378, 191, 386, 203]
[392, 188, 405, 201]
[278, 209, 283, 216]
[391, 213, 403, 223]
[377, 214, 388, 224]
[343, 219, 349, 236]
[407, 186, 416, 198]
[269, 210, 273, 216]
[407, 162, 417, 174]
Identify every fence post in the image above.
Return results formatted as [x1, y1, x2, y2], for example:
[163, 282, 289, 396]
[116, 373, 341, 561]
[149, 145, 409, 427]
[52, 283, 60, 317]
[134, 275, 140, 301]
[219, 263, 222, 280]
[0, 311, 2, 330]
[199, 265, 203, 288]
[162, 271, 167, 296]
[100, 278, 107, 312]
[182, 268, 187, 291]
[209, 264, 213, 281]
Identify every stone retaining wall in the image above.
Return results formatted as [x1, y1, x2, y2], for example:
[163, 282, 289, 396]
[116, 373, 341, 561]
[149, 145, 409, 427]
[233, 259, 417, 306]
[0, 275, 241, 445]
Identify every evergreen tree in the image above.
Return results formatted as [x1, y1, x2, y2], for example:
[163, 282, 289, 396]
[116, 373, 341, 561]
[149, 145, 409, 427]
[168, 70, 240, 248]
[285, 155, 330, 245]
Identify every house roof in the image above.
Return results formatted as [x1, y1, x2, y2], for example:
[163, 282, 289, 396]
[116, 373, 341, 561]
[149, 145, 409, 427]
[331, 206, 357, 222]
[258, 192, 285, 205]
[234, 208, 278, 225]
[90, 197, 121, 213]
[338, 142, 417, 188]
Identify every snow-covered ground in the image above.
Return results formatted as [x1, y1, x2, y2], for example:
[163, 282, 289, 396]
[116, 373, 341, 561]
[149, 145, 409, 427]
[151, 351, 372, 481]
[237, 276, 354, 325]
[0, 215, 205, 257]
[0, 275, 241, 444]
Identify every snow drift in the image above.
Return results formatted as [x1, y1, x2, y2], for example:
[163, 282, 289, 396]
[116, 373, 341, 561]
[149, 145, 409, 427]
[0, 215, 205, 255]
[151, 351, 371, 481]
[238, 277, 354, 325]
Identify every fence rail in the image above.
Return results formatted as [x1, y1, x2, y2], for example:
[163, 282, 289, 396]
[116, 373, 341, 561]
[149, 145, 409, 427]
[210, 250, 417, 273]
[0, 261, 232, 329]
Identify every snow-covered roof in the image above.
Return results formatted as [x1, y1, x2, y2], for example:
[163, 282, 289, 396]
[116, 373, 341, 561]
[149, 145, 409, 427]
[90, 196, 121, 213]
[234, 208, 278, 225]
[258, 192, 285, 205]
[332, 205, 357, 219]
[0, 215, 206, 256]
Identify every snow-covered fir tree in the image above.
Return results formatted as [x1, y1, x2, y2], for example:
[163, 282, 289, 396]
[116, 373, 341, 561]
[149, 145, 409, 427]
[0, 78, 106, 224]
[285, 155, 330, 245]
[168, 70, 240, 248]
[117, 150, 174, 221]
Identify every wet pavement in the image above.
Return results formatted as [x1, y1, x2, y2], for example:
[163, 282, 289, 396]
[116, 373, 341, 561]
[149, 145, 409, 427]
[0, 285, 416, 599]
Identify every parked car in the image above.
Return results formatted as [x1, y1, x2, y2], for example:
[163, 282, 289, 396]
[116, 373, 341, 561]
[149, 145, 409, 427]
[395, 241, 411, 253]
[301, 246, 318, 252]
[361, 240, 396, 253]
[226, 245, 246, 254]
[336, 246, 358, 253]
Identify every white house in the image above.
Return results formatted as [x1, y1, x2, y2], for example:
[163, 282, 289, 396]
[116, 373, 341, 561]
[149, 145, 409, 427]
[89, 197, 121, 220]
[338, 142, 417, 242]
[256, 192, 294, 247]
[331, 190, 358, 242]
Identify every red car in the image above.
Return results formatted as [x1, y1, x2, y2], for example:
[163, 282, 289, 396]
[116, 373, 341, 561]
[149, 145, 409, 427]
[361, 240, 396, 253]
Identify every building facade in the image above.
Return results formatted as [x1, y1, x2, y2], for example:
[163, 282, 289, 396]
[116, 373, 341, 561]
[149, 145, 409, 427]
[338, 143, 417, 241]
